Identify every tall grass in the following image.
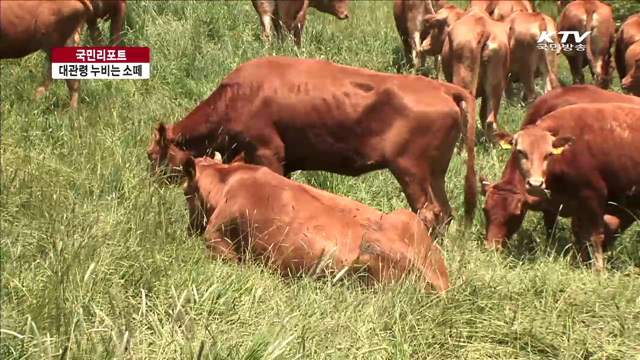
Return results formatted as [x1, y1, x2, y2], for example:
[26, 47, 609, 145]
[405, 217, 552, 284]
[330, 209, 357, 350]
[1, 1, 639, 359]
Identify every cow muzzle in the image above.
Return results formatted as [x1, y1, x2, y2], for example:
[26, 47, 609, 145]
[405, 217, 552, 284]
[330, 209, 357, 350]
[337, 10, 349, 20]
[525, 178, 547, 196]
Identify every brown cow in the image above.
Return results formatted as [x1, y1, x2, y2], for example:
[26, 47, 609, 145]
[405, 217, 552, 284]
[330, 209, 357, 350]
[504, 10, 560, 103]
[147, 56, 478, 230]
[615, 14, 640, 83]
[182, 154, 450, 293]
[393, 0, 446, 75]
[492, 0, 534, 21]
[556, 0, 616, 89]
[439, 8, 510, 136]
[77, 0, 126, 46]
[420, 4, 465, 79]
[493, 103, 640, 273]
[621, 46, 640, 96]
[480, 85, 640, 248]
[0, 0, 94, 109]
[251, 0, 349, 47]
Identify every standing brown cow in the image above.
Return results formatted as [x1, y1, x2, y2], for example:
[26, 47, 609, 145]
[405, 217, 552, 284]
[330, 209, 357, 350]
[78, 0, 126, 46]
[439, 8, 510, 136]
[556, 0, 616, 89]
[492, 0, 534, 21]
[621, 49, 640, 96]
[614, 14, 640, 83]
[504, 10, 559, 103]
[182, 154, 450, 293]
[147, 56, 479, 231]
[480, 85, 640, 248]
[493, 103, 640, 273]
[251, 0, 349, 47]
[393, 0, 446, 75]
[420, 4, 465, 80]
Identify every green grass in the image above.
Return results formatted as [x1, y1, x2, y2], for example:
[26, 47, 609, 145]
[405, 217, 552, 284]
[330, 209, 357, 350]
[2, 1, 640, 359]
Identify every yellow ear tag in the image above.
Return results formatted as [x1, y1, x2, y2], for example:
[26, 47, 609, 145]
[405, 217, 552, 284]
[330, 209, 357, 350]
[498, 140, 512, 150]
[551, 146, 565, 155]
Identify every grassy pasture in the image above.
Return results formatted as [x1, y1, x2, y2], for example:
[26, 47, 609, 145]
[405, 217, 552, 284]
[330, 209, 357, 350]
[1, 1, 639, 359]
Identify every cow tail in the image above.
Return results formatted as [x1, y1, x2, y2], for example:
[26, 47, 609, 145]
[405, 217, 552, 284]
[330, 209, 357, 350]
[77, 0, 94, 16]
[538, 15, 560, 91]
[584, 9, 598, 81]
[453, 91, 477, 229]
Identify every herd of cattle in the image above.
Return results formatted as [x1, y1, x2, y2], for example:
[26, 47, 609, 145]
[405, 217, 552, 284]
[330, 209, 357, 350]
[2, 0, 640, 293]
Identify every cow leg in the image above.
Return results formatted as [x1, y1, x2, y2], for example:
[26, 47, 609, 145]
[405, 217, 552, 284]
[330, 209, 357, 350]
[35, 51, 54, 101]
[482, 57, 507, 135]
[505, 74, 517, 101]
[87, 18, 104, 46]
[566, 54, 585, 84]
[520, 63, 536, 104]
[389, 162, 441, 230]
[109, 4, 126, 46]
[260, 14, 274, 44]
[571, 192, 607, 274]
[542, 209, 559, 240]
[410, 32, 423, 74]
[293, 22, 305, 48]
[432, 55, 441, 79]
[203, 229, 240, 263]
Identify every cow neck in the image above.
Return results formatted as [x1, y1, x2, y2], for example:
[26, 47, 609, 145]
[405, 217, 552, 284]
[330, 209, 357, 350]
[494, 150, 526, 193]
[170, 84, 239, 156]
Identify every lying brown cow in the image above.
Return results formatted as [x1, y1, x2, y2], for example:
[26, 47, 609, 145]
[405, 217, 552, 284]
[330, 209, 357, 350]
[182, 153, 450, 293]
[251, 0, 349, 47]
[0, 0, 94, 109]
[147, 56, 478, 230]
[481, 85, 640, 248]
[504, 10, 560, 103]
[556, 0, 616, 89]
[494, 103, 640, 273]
[393, 0, 446, 75]
[615, 14, 640, 84]
[439, 8, 510, 136]
[77, 0, 126, 46]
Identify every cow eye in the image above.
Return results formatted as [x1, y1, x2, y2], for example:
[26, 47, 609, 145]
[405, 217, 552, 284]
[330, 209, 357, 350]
[544, 152, 553, 161]
[517, 149, 527, 159]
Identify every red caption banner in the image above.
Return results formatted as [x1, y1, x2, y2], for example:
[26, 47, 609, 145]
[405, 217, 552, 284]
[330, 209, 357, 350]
[52, 47, 151, 80]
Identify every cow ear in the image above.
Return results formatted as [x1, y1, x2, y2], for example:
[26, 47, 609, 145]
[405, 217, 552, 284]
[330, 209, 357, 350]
[494, 131, 515, 150]
[182, 156, 197, 181]
[479, 175, 492, 196]
[551, 135, 574, 155]
[155, 122, 169, 146]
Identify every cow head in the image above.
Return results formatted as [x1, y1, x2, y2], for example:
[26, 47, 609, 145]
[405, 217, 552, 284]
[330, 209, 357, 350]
[146, 122, 192, 185]
[182, 153, 224, 236]
[310, 0, 349, 20]
[621, 54, 640, 96]
[421, 5, 463, 56]
[480, 175, 527, 248]
[494, 129, 574, 198]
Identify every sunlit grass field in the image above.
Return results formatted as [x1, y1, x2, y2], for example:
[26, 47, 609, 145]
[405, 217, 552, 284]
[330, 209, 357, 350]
[1, 1, 639, 359]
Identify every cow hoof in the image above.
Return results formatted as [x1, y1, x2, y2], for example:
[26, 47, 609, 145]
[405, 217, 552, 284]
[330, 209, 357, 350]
[35, 87, 47, 100]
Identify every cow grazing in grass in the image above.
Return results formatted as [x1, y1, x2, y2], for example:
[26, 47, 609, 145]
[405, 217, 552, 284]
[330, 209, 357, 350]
[556, 0, 616, 89]
[392, 0, 447, 75]
[437, 7, 510, 137]
[493, 103, 640, 273]
[182, 153, 450, 293]
[251, 0, 349, 47]
[0, 0, 95, 109]
[504, 10, 560, 103]
[147, 56, 478, 231]
[480, 85, 640, 249]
